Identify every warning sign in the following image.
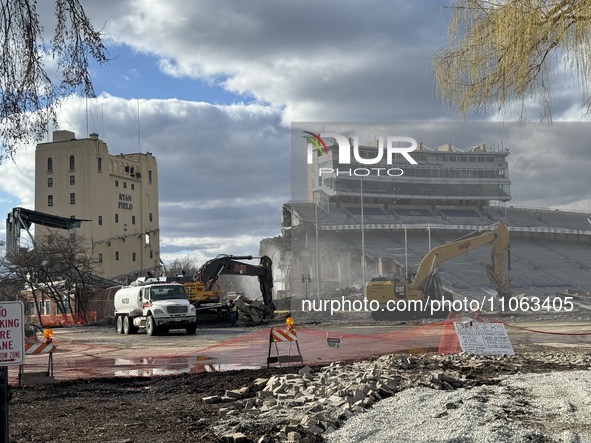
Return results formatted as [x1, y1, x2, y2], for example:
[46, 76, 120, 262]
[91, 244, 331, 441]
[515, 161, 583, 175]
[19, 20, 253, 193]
[454, 321, 514, 356]
[326, 337, 341, 348]
[0, 301, 25, 366]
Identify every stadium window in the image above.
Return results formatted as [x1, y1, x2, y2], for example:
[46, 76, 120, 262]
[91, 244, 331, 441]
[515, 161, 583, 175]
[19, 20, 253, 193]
[131, 184, 135, 190]
[115, 180, 119, 187]
[132, 252, 136, 262]
[47, 157, 53, 173]
[47, 177, 53, 187]
[70, 193, 75, 204]
[460, 156, 468, 162]
[148, 170, 153, 183]
[448, 156, 456, 162]
[478, 157, 486, 162]
[98, 157, 102, 172]
[48, 195, 53, 206]
[69, 155, 75, 170]
[98, 253, 102, 263]
[70, 175, 75, 185]
[150, 250, 153, 259]
[115, 213, 119, 223]
[149, 212, 153, 222]
[132, 215, 136, 225]
[115, 251, 119, 261]
[487, 156, 495, 162]
[98, 215, 103, 225]
[469, 157, 476, 162]
[123, 182, 127, 189]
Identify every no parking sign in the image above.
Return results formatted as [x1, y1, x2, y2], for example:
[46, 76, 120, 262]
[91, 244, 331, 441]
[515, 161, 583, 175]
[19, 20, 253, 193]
[0, 301, 25, 366]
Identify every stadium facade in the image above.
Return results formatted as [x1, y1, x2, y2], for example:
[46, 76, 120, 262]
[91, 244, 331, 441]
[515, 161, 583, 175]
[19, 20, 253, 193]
[276, 138, 591, 298]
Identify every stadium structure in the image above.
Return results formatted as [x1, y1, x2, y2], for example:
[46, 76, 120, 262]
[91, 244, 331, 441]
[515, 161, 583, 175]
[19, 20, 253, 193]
[276, 138, 591, 299]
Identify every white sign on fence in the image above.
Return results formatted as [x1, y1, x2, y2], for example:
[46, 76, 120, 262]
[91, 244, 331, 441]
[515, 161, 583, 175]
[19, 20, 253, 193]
[454, 321, 514, 356]
[0, 301, 25, 366]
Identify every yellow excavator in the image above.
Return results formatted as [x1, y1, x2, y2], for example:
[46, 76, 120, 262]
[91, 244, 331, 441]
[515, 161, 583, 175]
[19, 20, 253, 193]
[366, 222, 512, 320]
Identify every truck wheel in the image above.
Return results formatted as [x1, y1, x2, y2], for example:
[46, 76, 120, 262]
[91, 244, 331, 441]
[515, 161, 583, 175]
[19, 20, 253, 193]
[123, 316, 138, 335]
[119, 315, 131, 335]
[116, 316, 124, 334]
[146, 316, 158, 336]
[186, 324, 197, 335]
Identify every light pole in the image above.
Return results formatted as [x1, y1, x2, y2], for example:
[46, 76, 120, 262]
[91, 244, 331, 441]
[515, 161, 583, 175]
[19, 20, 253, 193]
[360, 176, 366, 296]
[404, 227, 408, 280]
[587, 182, 590, 214]
[314, 192, 320, 300]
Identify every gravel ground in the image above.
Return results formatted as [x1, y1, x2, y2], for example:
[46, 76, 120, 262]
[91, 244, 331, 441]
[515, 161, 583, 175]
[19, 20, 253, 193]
[328, 370, 591, 443]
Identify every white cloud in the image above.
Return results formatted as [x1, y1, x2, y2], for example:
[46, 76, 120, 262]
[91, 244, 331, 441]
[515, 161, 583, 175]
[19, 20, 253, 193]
[83, 0, 452, 122]
[4, 0, 590, 265]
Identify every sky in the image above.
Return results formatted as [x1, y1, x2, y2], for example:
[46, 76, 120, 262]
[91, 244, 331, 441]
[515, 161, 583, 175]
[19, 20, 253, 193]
[1, 0, 590, 267]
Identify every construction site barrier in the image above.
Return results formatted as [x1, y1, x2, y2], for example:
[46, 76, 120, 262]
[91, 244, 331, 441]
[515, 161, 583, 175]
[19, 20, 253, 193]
[267, 327, 304, 368]
[18, 342, 55, 387]
[438, 312, 463, 354]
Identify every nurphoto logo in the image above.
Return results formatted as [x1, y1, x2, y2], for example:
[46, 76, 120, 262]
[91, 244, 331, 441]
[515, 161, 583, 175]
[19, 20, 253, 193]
[303, 131, 419, 177]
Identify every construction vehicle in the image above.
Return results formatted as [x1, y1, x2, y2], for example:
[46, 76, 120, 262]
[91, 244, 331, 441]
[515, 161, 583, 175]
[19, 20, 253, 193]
[114, 277, 197, 336]
[182, 255, 275, 323]
[366, 222, 511, 320]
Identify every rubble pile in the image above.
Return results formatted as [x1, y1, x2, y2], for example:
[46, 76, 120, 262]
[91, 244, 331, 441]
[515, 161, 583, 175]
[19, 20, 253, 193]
[208, 349, 591, 443]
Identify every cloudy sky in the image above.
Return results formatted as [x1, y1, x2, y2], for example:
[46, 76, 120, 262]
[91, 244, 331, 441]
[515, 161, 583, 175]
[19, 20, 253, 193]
[1, 0, 590, 266]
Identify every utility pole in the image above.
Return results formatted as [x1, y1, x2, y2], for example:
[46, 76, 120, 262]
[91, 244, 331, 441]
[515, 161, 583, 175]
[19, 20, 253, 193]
[1, 366, 9, 443]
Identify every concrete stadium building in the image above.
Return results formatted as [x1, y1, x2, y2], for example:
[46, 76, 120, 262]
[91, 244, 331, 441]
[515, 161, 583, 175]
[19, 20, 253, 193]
[277, 138, 591, 298]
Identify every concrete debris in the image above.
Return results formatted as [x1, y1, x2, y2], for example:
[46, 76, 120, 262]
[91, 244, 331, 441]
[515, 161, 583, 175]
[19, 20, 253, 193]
[212, 349, 591, 442]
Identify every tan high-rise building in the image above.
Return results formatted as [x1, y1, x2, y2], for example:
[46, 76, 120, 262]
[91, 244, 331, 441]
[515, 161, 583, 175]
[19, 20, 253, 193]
[34, 130, 161, 280]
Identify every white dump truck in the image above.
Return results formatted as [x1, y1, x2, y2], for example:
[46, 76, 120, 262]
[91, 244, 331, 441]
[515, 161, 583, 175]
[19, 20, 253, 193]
[114, 277, 197, 336]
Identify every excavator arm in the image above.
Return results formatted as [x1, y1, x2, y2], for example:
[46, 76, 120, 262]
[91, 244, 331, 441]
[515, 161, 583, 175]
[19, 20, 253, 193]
[481, 222, 512, 297]
[410, 222, 511, 297]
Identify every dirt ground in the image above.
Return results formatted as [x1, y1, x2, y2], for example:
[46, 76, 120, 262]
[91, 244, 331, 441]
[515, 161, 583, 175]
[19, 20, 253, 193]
[7, 343, 591, 443]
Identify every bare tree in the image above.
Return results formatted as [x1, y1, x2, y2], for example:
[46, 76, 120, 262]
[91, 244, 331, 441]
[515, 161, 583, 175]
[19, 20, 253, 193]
[0, 232, 100, 325]
[0, 0, 107, 162]
[164, 256, 199, 279]
[0, 240, 23, 301]
[433, 0, 591, 121]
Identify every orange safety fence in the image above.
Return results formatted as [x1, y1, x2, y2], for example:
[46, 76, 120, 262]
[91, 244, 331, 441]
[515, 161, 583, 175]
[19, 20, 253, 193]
[190, 320, 458, 369]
